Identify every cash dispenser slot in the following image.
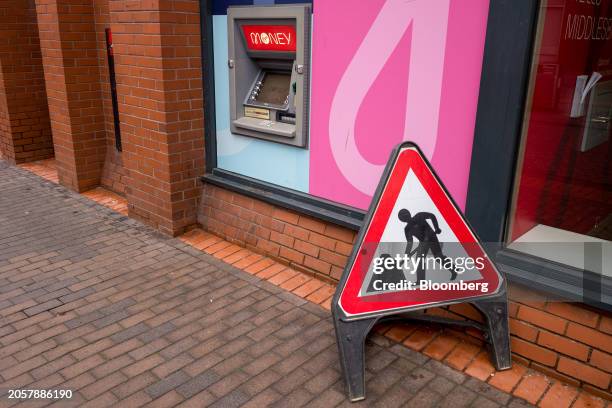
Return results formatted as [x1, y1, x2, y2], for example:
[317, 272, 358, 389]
[227, 5, 310, 147]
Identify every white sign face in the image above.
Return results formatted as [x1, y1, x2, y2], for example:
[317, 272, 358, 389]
[337, 144, 503, 320]
[360, 168, 482, 296]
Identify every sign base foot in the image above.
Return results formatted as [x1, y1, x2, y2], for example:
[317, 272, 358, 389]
[332, 312, 377, 402]
[473, 288, 512, 370]
[333, 288, 512, 402]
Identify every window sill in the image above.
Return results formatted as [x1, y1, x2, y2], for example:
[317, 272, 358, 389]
[496, 248, 611, 312]
[201, 168, 365, 231]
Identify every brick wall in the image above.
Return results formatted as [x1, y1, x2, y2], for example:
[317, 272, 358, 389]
[35, 0, 107, 191]
[0, 0, 53, 164]
[435, 289, 612, 399]
[109, 0, 204, 235]
[199, 184, 356, 281]
[199, 183, 612, 397]
[1, 0, 124, 192]
[3, 0, 204, 232]
[26, 0, 203, 226]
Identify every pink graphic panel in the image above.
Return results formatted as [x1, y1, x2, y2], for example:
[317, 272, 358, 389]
[309, 0, 490, 210]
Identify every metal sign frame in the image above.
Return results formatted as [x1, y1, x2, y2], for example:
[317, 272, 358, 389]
[104, 28, 122, 152]
[332, 141, 511, 402]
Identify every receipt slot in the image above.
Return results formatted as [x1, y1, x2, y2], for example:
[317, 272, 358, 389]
[227, 5, 311, 147]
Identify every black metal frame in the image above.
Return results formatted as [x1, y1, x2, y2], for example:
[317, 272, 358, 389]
[465, 0, 539, 246]
[105, 28, 122, 152]
[333, 298, 511, 401]
[331, 142, 511, 401]
[465, 0, 611, 311]
[201, 0, 217, 171]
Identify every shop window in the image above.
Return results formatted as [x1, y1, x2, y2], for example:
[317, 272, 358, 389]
[206, 0, 490, 223]
[508, 0, 611, 276]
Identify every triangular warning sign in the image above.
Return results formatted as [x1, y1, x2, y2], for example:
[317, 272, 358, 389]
[336, 142, 504, 320]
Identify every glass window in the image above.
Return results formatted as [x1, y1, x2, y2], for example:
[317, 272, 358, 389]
[508, 0, 611, 276]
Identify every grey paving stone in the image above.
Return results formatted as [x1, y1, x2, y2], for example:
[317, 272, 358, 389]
[400, 367, 437, 393]
[424, 358, 467, 384]
[240, 368, 282, 396]
[303, 367, 342, 394]
[272, 367, 312, 395]
[507, 397, 537, 408]
[306, 387, 346, 408]
[367, 349, 398, 372]
[372, 382, 414, 408]
[242, 388, 282, 408]
[24, 299, 63, 316]
[242, 351, 282, 376]
[176, 370, 220, 398]
[110, 322, 149, 342]
[437, 385, 477, 407]
[92, 310, 130, 328]
[209, 388, 251, 408]
[464, 377, 512, 406]
[145, 370, 191, 399]
[366, 366, 404, 396]
[389, 343, 431, 365]
[472, 396, 502, 408]
[428, 375, 457, 395]
[405, 387, 442, 408]
[138, 321, 176, 343]
[271, 387, 313, 408]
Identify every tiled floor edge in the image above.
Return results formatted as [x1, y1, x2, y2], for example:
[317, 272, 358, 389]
[17, 159, 128, 216]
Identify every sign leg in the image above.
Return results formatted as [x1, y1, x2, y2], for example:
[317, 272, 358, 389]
[332, 314, 377, 402]
[473, 293, 512, 370]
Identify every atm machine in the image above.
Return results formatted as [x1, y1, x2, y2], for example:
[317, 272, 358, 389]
[227, 5, 311, 147]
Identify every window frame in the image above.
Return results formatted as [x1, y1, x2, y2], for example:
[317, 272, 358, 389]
[465, 0, 611, 311]
[199, 0, 365, 231]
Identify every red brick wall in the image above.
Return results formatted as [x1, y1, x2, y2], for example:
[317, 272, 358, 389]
[35, 0, 107, 191]
[109, 0, 204, 235]
[0, 0, 53, 164]
[28, 0, 203, 225]
[434, 289, 612, 399]
[199, 184, 612, 397]
[199, 184, 356, 281]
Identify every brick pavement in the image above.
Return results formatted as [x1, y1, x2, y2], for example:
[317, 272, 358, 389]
[17, 160, 612, 406]
[0, 161, 554, 407]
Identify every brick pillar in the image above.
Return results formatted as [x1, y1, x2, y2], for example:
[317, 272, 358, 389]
[35, 0, 107, 191]
[0, 0, 53, 164]
[110, 0, 204, 235]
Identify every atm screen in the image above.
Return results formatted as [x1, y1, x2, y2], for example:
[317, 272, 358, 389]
[256, 72, 291, 106]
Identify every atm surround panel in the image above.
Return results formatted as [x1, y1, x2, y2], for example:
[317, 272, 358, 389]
[227, 5, 310, 147]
